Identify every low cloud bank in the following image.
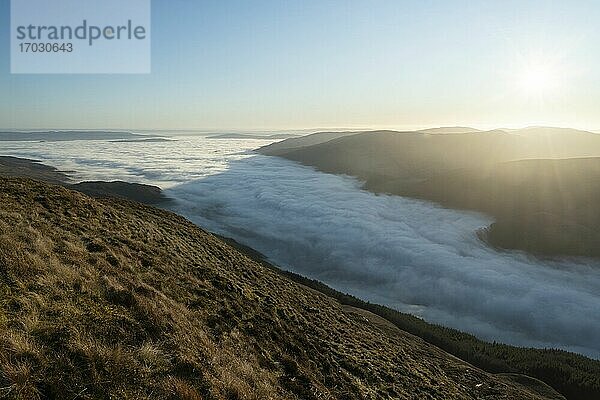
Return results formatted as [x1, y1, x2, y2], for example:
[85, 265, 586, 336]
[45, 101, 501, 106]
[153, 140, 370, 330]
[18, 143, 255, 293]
[169, 155, 600, 358]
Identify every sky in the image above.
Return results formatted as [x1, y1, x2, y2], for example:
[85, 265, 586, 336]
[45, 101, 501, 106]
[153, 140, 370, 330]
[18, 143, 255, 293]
[1, 0, 600, 131]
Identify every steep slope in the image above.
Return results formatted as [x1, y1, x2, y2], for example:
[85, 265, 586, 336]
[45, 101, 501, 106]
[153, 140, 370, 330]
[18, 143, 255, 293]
[0, 178, 556, 399]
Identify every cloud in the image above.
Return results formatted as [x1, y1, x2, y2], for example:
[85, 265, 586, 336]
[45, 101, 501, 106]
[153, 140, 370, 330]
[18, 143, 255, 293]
[169, 155, 600, 359]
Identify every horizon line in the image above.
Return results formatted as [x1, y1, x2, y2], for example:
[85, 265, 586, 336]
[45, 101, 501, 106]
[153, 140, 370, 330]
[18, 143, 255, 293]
[1, 124, 599, 133]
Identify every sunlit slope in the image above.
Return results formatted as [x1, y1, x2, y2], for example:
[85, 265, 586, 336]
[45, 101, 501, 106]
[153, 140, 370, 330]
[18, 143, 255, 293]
[259, 127, 600, 257]
[0, 178, 557, 399]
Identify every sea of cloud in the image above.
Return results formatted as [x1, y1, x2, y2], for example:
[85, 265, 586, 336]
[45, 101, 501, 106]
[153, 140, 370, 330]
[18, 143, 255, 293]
[168, 154, 600, 358]
[2, 135, 600, 358]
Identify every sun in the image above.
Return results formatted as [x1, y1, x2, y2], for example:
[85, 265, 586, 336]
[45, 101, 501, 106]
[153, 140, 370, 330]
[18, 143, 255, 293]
[516, 60, 561, 97]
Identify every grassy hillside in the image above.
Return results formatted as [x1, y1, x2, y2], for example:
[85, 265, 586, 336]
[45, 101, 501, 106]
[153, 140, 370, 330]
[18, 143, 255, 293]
[222, 236, 600, 400]
[0, 177, 556, 399]
[259, 128, 600, 257]
[277, 272, 600, 400]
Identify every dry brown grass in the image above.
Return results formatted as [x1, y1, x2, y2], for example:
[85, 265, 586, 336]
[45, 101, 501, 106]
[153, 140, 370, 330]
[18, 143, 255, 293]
[0, 178, 553, 399]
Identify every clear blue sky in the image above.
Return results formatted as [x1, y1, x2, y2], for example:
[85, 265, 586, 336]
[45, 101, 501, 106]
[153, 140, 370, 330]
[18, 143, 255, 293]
[1, 0, 600, 130]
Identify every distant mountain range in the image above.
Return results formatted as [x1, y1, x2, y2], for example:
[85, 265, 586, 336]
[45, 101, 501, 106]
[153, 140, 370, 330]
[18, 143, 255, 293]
[0, 130, 156, 142]
[259, 127, 600, 257]
[208, 133, 301, 140]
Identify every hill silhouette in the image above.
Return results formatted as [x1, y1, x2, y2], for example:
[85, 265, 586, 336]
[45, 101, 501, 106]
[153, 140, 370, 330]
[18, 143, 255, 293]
[259, 127, 600, 257]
